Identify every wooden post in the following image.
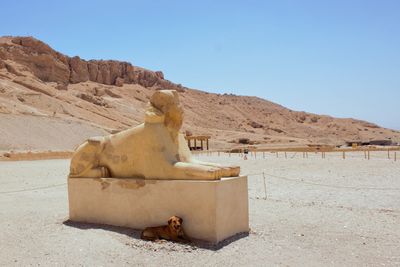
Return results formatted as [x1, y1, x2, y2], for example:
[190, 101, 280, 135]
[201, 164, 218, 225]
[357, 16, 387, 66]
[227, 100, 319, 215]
[206, 139, 209, 150]
[187, 139, 190, 149]
[395, 152, 397, 161]
[368, 150, 370, 160]
[229, 152, 231, 157]
[200, 139, 203, 151]
[285, 152, 287, 159]
[218, 151, 220, 157]
[194, 139, 197, 150]
[276, 152, 278, 158]
[262, 172, 267, 199]
[388, 149, 390, 159]
[306, 152, 308, 158]
[364, 150, 367, 159]
[342, 151, 345, 159]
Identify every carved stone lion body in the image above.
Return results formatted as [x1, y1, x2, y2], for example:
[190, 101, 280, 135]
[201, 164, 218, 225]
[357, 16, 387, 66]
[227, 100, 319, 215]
[69, 90, 239, 180]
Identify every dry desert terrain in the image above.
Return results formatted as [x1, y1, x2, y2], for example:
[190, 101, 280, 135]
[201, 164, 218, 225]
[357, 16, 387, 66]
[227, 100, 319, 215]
[1, 152, 399, 266]
[1, 36, 400, 152]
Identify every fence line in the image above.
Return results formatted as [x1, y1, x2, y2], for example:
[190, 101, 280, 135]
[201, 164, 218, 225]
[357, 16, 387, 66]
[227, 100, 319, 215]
[195, 149, 400, 162]
[0, 182, 67, 194]
[3, 169, 398, 196]
[245, 171, 400, 191]
[193, 147, 400, 154]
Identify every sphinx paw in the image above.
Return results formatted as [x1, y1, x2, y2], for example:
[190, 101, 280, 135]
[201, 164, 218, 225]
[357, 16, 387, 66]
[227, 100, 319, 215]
[100, 166, 110, 177]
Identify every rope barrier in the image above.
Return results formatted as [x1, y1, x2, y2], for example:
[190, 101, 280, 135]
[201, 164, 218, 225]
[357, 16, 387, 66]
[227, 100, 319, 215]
[245, 171, 400, 191]
[248, 195, 400, 213]
[0, 182, 67, 194]
[2, 165, 399, 195]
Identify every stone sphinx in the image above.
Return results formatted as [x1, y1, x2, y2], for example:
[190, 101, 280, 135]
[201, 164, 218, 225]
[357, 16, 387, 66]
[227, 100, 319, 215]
[69, 89, 240, 180]
[67, 90, 248, 244]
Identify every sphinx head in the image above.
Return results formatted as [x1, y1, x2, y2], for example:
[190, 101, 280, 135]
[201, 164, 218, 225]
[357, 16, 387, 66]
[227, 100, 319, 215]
[145, 90, 183, 131]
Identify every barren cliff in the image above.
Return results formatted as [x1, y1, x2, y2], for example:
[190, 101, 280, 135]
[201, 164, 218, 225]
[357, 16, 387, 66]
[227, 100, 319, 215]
[0, 36, 399, 151]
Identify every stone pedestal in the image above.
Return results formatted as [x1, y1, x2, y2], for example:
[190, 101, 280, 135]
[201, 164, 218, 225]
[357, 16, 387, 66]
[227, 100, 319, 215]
[68, 176, 249, 244]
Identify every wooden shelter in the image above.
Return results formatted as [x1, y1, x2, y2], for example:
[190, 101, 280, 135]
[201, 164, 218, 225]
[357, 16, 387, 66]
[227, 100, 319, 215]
[185, 135, 211, 151]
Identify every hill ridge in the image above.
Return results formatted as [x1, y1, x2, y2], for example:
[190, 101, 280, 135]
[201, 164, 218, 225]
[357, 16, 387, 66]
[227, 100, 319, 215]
[0, 35, 399, 151]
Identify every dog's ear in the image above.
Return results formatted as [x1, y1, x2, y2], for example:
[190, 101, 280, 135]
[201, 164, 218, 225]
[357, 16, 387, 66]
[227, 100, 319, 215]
[168, 218, 173, 225]
[179, 217, 183, 224]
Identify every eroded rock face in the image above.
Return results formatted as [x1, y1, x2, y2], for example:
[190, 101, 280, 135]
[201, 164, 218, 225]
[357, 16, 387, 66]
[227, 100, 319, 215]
[5, 36, 71, 82]
[69, 56, 89, 83]
[76, 93, 110, 107]
[115, 77, 124, 87]
[0, 36, 184, 91]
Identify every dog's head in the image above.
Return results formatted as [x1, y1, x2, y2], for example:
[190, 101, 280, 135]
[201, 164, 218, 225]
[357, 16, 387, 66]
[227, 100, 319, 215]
[167, 215, 183, 233]
[145, 90, 183, 131]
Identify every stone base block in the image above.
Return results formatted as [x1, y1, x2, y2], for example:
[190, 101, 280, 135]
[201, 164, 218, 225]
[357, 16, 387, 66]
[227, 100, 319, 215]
[68, 176, 249, 244]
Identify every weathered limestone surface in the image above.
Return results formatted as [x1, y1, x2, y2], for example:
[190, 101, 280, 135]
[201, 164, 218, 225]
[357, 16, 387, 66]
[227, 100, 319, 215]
[68, 176, 249, 243]
[69, 90, 240, 180]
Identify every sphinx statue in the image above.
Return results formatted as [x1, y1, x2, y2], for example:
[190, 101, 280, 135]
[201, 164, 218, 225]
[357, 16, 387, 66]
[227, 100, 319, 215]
[69, 90, 240, 180]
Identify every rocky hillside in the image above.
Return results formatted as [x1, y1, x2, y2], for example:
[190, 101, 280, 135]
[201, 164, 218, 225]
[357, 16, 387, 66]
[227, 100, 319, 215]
[0, 36, 399, 151]
[0, 36, 184, 91]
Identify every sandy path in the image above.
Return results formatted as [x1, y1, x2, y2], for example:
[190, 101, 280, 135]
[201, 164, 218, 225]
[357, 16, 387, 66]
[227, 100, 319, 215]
[0, 153, 399, 266]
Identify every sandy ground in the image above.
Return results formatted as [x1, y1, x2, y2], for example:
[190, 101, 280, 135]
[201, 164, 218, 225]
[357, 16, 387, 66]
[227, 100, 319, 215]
[1, 152, 399, 266]
[0, 114, 107, 151]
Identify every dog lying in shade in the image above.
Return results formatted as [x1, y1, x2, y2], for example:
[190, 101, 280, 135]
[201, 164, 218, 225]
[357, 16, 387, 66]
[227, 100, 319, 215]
[141, 216, 190, 243]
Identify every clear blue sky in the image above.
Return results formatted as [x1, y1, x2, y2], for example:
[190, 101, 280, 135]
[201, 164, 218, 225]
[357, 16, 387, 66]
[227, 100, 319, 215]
[2, 0, 400, 129]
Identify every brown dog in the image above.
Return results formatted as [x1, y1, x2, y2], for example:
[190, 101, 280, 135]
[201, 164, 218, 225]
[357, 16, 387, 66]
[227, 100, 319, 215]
[141, 216, 190, 242]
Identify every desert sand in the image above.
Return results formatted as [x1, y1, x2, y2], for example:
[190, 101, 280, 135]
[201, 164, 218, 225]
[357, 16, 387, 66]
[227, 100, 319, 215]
[1, 152, 399, 266]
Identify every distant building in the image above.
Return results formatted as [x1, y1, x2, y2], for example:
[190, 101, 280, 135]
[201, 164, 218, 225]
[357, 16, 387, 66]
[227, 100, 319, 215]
[369, 140, 393, 146]
[345, 140, 393, 147]
[185, 135, 211, 150]
[345, 141, 363, 147]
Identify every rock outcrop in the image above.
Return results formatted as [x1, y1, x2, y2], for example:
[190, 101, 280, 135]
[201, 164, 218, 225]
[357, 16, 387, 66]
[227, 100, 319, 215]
[1, 35, 399, 151]
[0, 36, 184, 91]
